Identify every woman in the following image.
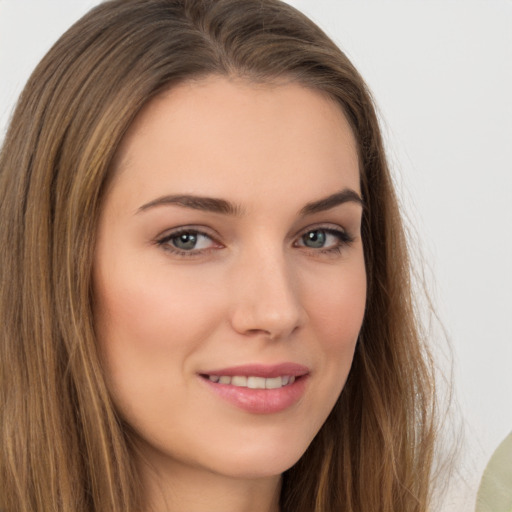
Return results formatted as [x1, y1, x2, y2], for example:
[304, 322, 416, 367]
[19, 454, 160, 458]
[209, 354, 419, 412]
[0, 0, 437, 511]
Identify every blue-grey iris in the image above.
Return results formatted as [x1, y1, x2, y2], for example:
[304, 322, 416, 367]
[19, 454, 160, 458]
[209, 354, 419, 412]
[173, 233, 198, 250]
[303, 230, 326, 248]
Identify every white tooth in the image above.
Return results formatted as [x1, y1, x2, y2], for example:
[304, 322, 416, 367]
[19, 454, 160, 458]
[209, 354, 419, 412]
[281, 376, 290, 386]
[289, 376, 295, 384]
[247, 376, 266, 389]
[265, 376, 283, 389]
[219, 376, 232, 385]
[208, 375, 220, 383]
[231, 376, 247, 387]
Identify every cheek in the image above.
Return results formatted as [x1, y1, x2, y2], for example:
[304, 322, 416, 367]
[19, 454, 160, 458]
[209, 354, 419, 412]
[92, 262, 225, 413]
[308, 260, 366, 347]
[304, 257, 366, 399]
[92, 266, 225, 435]
[95, 263, 218, 352]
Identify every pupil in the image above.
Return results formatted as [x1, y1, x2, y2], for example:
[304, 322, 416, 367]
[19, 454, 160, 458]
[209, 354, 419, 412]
[174, 233, 197, 250]
[304, 230, 325, 248]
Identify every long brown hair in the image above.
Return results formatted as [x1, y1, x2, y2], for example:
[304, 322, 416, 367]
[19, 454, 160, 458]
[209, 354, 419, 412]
[0, 1, 437, 510]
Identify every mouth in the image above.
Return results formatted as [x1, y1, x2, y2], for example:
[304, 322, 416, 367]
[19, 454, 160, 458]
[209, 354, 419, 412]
[198, 363, 309, 414]
[201, 374, 296, 389]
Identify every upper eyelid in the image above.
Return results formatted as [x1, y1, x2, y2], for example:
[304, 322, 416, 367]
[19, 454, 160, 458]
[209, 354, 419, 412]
[156, 225, 219, 241]
[295, 227, 353, 245]
[298, 226, 348, 237]
[156, 222, 348, 237]
[294, 222, 350, 238]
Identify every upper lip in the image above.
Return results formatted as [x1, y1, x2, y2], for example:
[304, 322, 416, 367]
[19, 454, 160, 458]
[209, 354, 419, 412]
[200, 363, 310, 378]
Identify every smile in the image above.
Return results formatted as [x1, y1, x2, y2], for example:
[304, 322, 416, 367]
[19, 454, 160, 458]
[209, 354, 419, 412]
[206, 375, 296, 389]
[199, 363, 309, 414]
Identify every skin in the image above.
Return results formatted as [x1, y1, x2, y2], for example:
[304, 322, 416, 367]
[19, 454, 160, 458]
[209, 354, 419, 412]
[93, 76, 366, 512]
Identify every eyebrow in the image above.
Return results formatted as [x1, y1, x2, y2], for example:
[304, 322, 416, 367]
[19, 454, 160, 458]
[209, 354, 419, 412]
[299, 189, 364, 216]
[136, 188, 363, 216]
[137, 194, 244, 216]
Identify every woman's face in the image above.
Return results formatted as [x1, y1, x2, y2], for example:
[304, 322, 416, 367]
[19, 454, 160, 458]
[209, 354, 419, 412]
[93, 76, 366, 482]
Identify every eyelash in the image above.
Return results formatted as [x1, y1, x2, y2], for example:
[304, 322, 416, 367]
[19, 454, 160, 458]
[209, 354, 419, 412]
[294, 227, 355, 256]
[155, 225, 355, 258]
[155, 227, 220, 257]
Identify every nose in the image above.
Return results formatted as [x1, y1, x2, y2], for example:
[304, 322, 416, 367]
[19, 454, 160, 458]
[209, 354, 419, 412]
[229, 247, 306, 340]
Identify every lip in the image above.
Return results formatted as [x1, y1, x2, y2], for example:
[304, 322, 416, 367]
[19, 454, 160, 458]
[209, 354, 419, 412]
[198, 363, 309, 414]
[201, 362, 309, 378]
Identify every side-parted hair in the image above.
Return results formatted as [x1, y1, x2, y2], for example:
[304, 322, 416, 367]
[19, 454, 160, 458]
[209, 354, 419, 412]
[0, 1, 437, 511]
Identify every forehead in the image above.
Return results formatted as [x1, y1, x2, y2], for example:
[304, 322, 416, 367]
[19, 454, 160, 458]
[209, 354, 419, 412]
[108, 76, 360, 210]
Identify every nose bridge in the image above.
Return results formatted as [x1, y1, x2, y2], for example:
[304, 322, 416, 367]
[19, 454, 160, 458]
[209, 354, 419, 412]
[229, 241, 305, 339]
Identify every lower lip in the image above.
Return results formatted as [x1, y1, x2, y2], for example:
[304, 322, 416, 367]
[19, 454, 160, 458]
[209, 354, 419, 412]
[200, 375, 308, 414]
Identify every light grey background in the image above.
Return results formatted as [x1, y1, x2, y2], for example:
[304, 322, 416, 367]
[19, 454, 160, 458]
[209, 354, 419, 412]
[1, 1, 511, 510]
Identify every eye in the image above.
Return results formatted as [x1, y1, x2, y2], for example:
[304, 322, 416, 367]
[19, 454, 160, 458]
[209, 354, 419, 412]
[296, 227, 354, 253]
[156, 228, 219, 255]
[171, 231, 210, 251]
[301, 230, 329, 248]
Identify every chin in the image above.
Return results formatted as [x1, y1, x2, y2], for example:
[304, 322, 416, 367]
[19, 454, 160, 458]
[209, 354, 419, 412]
[196, 427, 317, 480]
